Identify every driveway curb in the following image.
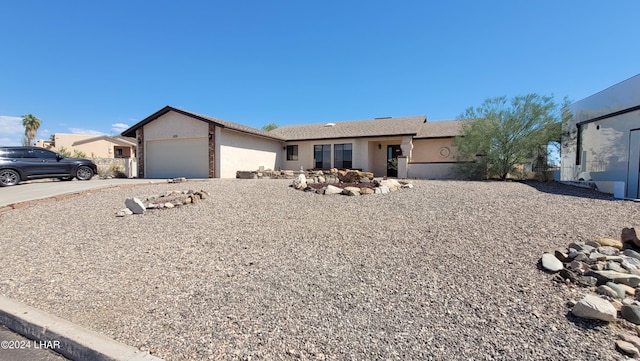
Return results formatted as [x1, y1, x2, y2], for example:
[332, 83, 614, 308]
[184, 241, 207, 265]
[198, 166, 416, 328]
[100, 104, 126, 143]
[0, 295, 163, 361]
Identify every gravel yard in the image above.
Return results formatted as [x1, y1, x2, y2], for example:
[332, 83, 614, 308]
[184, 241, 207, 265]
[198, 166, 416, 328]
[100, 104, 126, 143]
[1, 179, 640, 360]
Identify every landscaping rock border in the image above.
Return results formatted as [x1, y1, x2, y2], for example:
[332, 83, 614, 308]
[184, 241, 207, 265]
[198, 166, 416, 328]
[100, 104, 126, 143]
[116, 189, 210, 216]
[290, 170, 413, 195]
[541, 227, 640, 357]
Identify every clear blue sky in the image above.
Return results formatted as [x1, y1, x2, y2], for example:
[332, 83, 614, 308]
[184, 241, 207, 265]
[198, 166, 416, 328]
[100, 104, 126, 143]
[1, 0, 638, 145]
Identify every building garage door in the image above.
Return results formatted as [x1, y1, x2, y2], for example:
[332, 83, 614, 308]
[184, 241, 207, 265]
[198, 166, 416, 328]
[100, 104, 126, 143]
[146, 138, 209, 178]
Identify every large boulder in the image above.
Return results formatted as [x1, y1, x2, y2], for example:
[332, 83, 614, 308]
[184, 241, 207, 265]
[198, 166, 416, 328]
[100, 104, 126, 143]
[292, 174, 307, 190]
[622, 228, 640, 248]
[571, 294, 617, 322]
[125, 197, 146, 214]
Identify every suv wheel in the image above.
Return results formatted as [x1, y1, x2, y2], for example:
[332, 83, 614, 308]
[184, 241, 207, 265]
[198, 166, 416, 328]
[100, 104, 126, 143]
[76, 166, 94, 181]
[0, 169, 20, 186]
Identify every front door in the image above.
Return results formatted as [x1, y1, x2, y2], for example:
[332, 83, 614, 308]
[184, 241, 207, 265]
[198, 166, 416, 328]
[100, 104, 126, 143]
[627, 130, 640, 198]
[387, 145, 402, 177]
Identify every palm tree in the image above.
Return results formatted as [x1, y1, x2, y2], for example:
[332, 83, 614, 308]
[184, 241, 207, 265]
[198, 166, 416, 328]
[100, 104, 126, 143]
[22, 114, 41, 146]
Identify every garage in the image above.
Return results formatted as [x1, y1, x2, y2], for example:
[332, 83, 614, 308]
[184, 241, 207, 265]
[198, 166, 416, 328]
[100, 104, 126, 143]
[145, 138, 208, 178]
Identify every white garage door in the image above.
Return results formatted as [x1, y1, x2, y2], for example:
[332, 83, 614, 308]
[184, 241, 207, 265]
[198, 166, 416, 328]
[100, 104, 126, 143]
[146, 138, 209, 178]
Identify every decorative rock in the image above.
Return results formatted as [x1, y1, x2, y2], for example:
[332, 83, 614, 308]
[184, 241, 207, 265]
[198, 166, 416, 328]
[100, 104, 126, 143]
[554, 250, 570, 262]
[589, 252, 608, 261]
[597, 285, 620, 299]
[568, 242, 587, 252]
[125, 197, 146, 214]
[568, 260, 590, 275]
[586, 240, 601, 248]
[577, 276, 598, 287]
[324, 185, 343, 195]
[586, 270, 640, 287]
[541, 253, 564, 272]
[595, 238, 624, 249]
[401, 183, 414, 189]
[115, 208, 133, 217]
[607, 261, 629, 274]
[606, 282, 626, 299]
[573, 253, 588, 262]
[164, 202, 174, 208]
[619, 333, 640, 350]
[621, 304, 640, 324]
[571, 295, 617, 322]
[360, 188, 375, 195]
[559, 269, 578, 283]
[624, 249, 640, 260]
[597, 246, 620, 256]
[611, 300, 624, 310]
[622, 228, 640, 247]
[342, 186, 361, 196]
[620, 284, 636, 296]
[615, 340, 640, 357]
[292, 173, 307, 190]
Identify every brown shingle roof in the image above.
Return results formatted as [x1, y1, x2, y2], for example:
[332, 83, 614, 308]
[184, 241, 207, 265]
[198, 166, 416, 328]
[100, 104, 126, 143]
[268, 116, 427, 140]
[122, 106, 468, 142]
[414, 119, 470, 138]
[121, 106, 285, 141]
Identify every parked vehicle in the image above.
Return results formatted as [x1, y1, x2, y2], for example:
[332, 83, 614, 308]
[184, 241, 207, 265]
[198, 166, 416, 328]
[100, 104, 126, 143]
[0, 146, 98, 186]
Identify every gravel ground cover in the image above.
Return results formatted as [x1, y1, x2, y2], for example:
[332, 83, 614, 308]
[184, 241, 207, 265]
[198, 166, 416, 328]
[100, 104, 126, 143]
[1, 179, 640, 360]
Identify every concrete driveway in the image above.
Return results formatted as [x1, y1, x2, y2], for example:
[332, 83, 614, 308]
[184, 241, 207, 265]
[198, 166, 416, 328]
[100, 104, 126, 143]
[0, 178, 167, 208]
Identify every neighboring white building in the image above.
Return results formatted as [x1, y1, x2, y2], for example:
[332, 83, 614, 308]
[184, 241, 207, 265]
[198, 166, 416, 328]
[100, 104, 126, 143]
[561, 74, 640, 198]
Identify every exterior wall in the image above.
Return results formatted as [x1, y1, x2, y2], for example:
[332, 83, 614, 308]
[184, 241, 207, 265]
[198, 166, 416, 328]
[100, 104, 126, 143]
[282, 137, 403, 177]
[407, 163, 460, 179]
[143, 112, 208, 141]
[561, 74, 640, 197]
[411, 138, 457, 163]
[218, 128, 283, 178]
[368, 139, 402, 176]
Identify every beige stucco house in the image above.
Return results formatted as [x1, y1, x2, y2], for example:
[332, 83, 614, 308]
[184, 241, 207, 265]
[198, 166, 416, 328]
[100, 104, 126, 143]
[35, 133, 136, 159]
[122, 105, 467, 179]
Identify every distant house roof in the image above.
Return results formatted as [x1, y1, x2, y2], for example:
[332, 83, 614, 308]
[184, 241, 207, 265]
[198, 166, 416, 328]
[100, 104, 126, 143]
[414, 119, 470, 139]
[268, 116, 427, 141]
[72, 135, 137, 147]
[121, 106, 285, 141]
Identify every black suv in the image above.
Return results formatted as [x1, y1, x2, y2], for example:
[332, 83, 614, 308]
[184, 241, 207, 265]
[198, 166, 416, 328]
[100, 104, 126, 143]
[0, 146, 98, 186]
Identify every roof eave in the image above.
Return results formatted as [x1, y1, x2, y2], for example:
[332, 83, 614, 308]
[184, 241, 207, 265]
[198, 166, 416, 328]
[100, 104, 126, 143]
[284, 132, 419, 142]
[121, 106, 285, 141]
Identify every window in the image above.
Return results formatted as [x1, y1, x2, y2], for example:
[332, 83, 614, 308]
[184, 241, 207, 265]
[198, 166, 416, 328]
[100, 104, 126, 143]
[334, 143, 352, 169]
[115, 148, 124, 157]
[32, 149, 58, 159]
[286, 145, 298, 161]
[575, 124, 582, 165]
[314, 144, 331, 169]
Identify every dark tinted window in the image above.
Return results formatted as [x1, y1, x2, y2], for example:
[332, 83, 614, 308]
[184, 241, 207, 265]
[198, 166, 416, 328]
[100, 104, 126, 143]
[31, 149, 58, 160]
[0, 149, 32, 158]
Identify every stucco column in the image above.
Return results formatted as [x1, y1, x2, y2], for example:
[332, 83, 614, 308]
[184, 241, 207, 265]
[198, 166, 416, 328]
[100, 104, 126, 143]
[400, 136, 413, 160]
[397, 156, 408, 179]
